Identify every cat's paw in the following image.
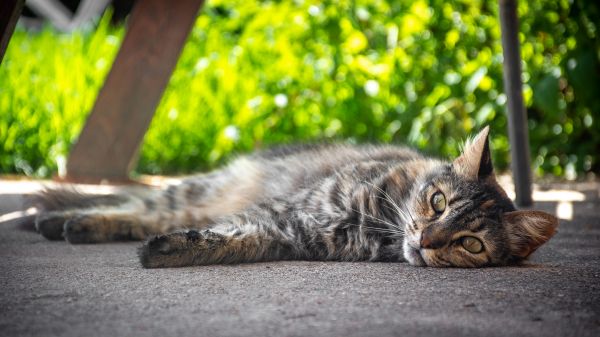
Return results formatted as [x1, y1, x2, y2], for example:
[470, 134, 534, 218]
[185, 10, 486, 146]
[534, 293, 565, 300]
[64, 215, 136, 243]
[35, 214, 67, 240]
[139, 230, 223, 268]
[63, 215, 105, 243]
[35, 213, 107, 243]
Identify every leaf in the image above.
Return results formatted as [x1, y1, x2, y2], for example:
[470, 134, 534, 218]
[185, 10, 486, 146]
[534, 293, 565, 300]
[532, 72, 560, 116]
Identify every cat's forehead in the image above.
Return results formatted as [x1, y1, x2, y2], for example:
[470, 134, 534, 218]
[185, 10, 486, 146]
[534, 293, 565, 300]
[418, 164, 462, 191]
[418, 164, 515, 211]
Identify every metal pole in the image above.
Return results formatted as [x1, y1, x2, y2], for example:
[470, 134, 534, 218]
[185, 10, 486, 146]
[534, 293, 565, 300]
[499, 0, 533, 206]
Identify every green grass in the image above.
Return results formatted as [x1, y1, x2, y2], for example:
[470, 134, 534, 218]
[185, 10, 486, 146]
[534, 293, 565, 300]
[1, 0, 599, 178]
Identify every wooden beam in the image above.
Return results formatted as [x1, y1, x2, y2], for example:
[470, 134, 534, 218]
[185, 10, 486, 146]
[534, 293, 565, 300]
[499, 0, 533, 207]
[0, 0, 25, 64]
[65, 0, 205, 184]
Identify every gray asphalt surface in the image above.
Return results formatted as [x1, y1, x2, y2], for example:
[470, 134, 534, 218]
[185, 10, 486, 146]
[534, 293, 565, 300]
[1, 180, 599, 337]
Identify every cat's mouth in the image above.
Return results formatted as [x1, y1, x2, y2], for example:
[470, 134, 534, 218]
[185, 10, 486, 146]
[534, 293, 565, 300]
[403, 242, 427, 266]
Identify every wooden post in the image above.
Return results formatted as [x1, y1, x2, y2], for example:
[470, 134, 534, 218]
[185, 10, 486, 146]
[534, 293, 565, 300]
[499, 0, 533, 206]
[65, 0, 205, 184]
[0, 0, 25, 64]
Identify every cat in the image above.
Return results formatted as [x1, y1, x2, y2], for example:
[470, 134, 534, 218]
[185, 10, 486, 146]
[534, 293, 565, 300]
[31, 127, 558, 268]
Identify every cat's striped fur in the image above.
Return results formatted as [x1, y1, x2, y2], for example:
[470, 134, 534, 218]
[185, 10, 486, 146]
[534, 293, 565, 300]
[32, 127, 559, 268]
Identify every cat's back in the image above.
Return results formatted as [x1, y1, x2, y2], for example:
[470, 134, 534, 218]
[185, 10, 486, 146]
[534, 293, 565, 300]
[249, 143, 425, 195]
[256, 142, 424, 167]
[255, 143, 421, 163]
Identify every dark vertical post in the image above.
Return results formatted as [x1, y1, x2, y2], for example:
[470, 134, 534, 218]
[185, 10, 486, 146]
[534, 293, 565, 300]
[499, 0, 533, 206]
[0, 0, 25, 64]
[65, 0, 205, 184]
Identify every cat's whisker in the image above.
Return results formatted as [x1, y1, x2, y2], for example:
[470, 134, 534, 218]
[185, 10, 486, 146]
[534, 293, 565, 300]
[363, 181, 403, 213]
[372, 189, 418, 231]
[370, 194, 410, 228]
[341, 222, 403, 237]
[369, 194, 406, 219]
[362, 181, 410, 229]
[350, 207, 404, 234]
[371, 196, 400, 215]
[363, 227, 403, 235]
[405, 209, 419, 231]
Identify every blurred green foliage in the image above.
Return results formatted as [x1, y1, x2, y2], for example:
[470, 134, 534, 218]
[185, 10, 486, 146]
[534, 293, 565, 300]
[1, 0, 598, 178]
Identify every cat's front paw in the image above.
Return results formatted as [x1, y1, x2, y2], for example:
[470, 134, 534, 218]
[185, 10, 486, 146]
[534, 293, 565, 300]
[139, 230, 223, 268]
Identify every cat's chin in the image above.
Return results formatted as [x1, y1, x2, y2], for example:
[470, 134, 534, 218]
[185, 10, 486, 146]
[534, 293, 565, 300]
[403, 242, 427, 267]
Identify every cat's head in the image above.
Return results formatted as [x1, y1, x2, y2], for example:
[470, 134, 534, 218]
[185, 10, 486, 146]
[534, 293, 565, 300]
[402, 127, 558, 267]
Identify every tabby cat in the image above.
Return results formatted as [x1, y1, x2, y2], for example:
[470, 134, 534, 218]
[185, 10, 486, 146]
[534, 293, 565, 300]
[32, 127, 558, 268]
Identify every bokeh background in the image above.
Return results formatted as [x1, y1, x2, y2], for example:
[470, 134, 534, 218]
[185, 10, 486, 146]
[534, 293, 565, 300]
[1, 0, 598, 179]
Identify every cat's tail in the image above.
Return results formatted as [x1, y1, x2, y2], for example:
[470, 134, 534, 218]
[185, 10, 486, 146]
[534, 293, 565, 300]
[22, 185, 148, 233]
[29, 187, 131, 213]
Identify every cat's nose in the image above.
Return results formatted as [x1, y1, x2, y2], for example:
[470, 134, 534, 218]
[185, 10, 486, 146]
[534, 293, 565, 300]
[420, 229, 445, 249]
[420, 234, 434, 249]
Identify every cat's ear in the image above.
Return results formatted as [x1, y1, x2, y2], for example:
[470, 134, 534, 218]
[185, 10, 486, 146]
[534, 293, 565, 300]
[453, 126, 494, 179]
[503, 210, 559, 260]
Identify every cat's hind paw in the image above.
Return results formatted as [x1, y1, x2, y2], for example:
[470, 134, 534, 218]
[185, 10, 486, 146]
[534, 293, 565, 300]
[63, 215, 110, 243]
[35, 214, 67, 241]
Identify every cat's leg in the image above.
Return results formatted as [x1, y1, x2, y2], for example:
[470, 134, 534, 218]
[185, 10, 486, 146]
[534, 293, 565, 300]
[35, 206, 174, 243]
[139, 203, 321, 268]
[138, 227, 280, 268]
[32, 190, 132, 240]
[56, 212, 163, 243]
[33, 157, 264, 243]
[33, 188, 190, 243]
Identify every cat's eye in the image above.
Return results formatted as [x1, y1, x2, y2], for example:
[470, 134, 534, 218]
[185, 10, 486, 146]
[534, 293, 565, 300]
[430, 192, 446, 213]
[461, 236, 483, 254]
